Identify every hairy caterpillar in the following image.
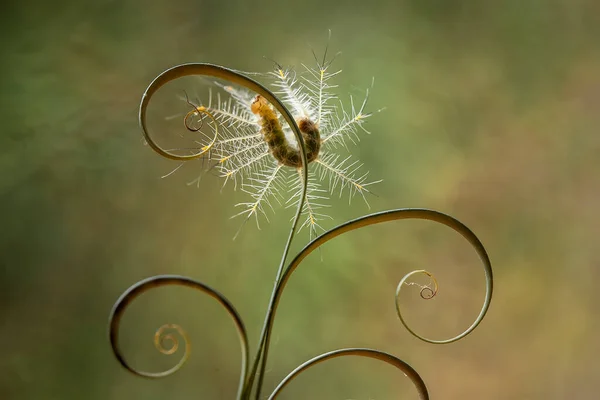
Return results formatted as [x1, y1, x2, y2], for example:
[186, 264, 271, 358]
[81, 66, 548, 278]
[251, 95, 321, 167]
[170, 43, 381, 239]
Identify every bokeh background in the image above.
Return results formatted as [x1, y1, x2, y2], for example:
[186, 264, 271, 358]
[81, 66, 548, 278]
[1, 0, 599, 399]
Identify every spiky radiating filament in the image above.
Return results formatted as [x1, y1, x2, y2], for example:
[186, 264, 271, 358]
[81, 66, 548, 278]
[219, 151, 271, 189]
[321, 89, 373, 148]
[167, 49, 381, 237]
[269, 66, 313, 120]
[287, 168, 331, 240]
[178, 90, 258, 130]
[301, 60, 340, 129]
[233, 164, 284, 227]
[315, 153, 381, 206]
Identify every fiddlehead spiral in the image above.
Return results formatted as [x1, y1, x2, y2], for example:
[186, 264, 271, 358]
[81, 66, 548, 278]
[400, 270, 439, 300]
[396, 268, 475, 344]
[108, 275, 249, 398]
[138, 63, 309, 283]
[153, 324, 189, 356]
[253, 208, 492, 397]
[146, 93, 218, 160]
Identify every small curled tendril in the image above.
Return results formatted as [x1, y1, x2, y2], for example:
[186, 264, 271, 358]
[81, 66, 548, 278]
[108, 275, 249, 399]
[400, 270, 439, 300]
[138, 64, 309, 179]
[154, 324, 188, 356]
[396, 270, 454, 343]
[395, 263, 488, 343]
[182, 91, 205, 132]
[141, 79, 219, 161]
[267, 348, 429, 400]
[252, 208, 493, 397]
[184, 109, 204, 132]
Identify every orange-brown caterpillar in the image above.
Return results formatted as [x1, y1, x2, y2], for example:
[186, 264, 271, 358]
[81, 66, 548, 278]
[250, 95, 320, 167]
[173, 46, 381, 238]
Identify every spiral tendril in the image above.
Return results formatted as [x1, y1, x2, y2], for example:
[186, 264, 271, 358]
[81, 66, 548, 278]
[251, 208, 493, 397]
[108, 275, 249, 398]
[154, 324, 188, 355]
[183, 109, 204, 132]
[401, 270, 439, 300]
[135, 63, 310, 400]
[107, 61, 494, 400]
[141, 75, 220, 161]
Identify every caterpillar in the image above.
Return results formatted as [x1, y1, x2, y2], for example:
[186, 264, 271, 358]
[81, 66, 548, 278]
[173, 45, 381, 239]
[251, 95, 321, 167]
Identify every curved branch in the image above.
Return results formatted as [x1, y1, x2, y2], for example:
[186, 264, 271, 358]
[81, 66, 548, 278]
[136, 63, 314, 399]
[107, 275, 249, 399]
[134, 64, 493, 399]
[268, 348, 429, 400]
[255, 208, 492, 393]
[138, 63, 309, 177]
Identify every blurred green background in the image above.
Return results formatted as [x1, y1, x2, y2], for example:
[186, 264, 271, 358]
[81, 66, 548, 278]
[1, 0, 599, 398]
